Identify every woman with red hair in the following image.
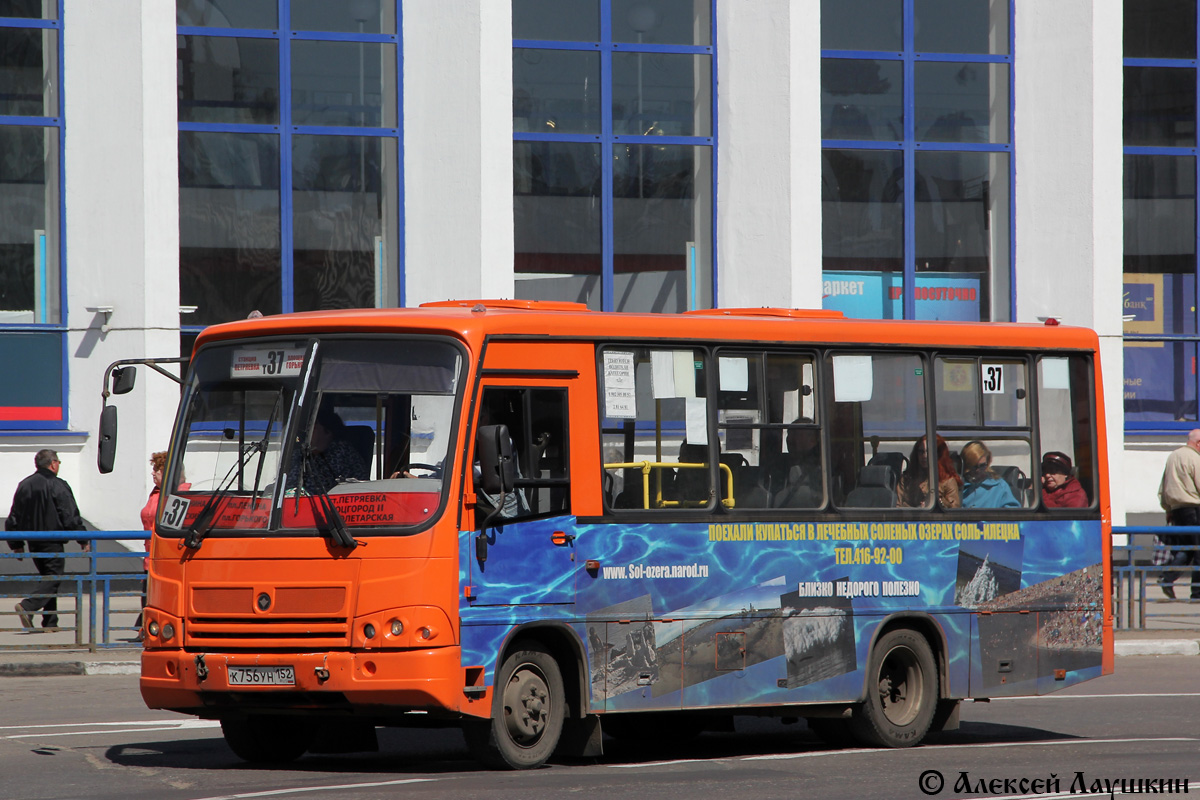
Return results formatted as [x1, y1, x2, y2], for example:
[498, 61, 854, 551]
[897, 435, 962, 508]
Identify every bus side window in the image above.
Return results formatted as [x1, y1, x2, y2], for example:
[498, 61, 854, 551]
[828, 352, 929, 509]
[600, 347, 711, 512]
[936, 356, 1035, 510]
[1037, 355, 1095, 508]
[475, 387, 570, 525]
[716, 351, 821, 509]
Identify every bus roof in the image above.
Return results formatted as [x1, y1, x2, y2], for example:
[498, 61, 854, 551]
[193, 301, 1100, 354]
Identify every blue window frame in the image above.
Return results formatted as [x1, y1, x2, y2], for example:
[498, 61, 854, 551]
[820, 0, 1014, 324]
[1122, 0, 1200, 434]
[512, 0, 717, 313]
[176, 0, 404, 340]
[0, 1, 67, 431]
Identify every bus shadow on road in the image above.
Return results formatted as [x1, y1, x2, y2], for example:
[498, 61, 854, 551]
[102, 719, 1082, 774]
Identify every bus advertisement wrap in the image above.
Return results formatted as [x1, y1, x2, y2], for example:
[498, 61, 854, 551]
[459, 517, 1103, 711]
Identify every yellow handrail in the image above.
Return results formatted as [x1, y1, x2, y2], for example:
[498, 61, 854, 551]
[603, 461, 734, 509]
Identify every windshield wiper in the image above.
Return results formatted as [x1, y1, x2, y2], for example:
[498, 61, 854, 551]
[292, 445, 359, 551]
[183, 439, 268, 550]
[250, 389, 284, 505]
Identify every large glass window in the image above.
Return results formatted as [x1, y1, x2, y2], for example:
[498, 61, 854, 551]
[0, 6, 64, 429]
[1123, 4, 1200, 431]
[820, 0, 1013, 323]
[513, 0, 715, 312]
[177, 1, 401, 331]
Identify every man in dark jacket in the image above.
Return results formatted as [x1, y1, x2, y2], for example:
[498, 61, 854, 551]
[6, 449, 90, 629]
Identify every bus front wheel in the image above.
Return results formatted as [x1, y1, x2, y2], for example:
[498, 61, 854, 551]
[851, 628, 937, 748]
[220, 715, 315, 763]
[464, 642, 565, 769]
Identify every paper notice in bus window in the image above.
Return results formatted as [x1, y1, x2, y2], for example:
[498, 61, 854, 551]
[651, 351, 676, 398]
[832, 355, 873, 402]
[603, 351, 637, 419]
[673, 350, 697, 398]
[685, 397, 708, 445]
[1041, 357, 1070, 390]
[231, 348, 306, 379]
[719, 357, 748, 392]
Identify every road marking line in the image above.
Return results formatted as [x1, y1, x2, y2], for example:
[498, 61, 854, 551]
[0, 719, 208, 731]
[743, 737, 1199, 761]
[989, 692, 1200, 700]
[188, 778, 436, 800]
[3, 720, 219, 739]
[945, 779, 1200, 800]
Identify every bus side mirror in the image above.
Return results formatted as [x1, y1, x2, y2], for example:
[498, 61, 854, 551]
[111, 366, 137, 395]
[98, 405, 118, 474]
[477, 424, 516, 495]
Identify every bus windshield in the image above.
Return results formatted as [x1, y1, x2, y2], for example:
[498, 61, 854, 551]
[160, 336, 464, 535]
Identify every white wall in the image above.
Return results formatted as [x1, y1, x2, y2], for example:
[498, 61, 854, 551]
[1014, 0, 1126, 522]
[0, 1, 182, 533]
[403, 0, 514, 307]
[715, 0, 822, 310]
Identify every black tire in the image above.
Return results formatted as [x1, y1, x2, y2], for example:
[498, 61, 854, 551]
[464, 642, 565, 769]
[850, 628, 938, 748]
[805, 717, 855, 747]
[220, 716, 315, 763]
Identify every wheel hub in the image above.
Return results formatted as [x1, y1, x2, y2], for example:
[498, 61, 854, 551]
[503, 666, 550, 744]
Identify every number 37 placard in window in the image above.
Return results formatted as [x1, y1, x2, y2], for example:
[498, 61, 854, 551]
[230, 348, 306, 378]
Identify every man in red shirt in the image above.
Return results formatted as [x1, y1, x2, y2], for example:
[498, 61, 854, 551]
[1040, 451, 1088, 509]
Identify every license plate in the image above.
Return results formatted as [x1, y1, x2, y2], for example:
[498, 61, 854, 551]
[227, 665, 295, 686]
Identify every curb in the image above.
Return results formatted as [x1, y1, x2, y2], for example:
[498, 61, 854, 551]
[1114, 640, 1200, 656]
[0, 660, 139, 677]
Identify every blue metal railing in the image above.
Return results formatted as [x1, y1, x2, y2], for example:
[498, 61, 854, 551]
[1112, 526, 1200, 630]
[2, 527, 1190, 643]
[2, 531, 149, 651]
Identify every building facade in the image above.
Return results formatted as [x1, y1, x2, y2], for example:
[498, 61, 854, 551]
[0, 0, 1174, 531]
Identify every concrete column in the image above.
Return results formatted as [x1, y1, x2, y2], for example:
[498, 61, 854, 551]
[403, 1, 514, 306]
[716, 0, 822, 310]
[1014, 0, 1125, 522]
[58, 0, 181, 531]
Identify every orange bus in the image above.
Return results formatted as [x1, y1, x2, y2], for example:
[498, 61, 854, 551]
[109, 300, 1112, 768]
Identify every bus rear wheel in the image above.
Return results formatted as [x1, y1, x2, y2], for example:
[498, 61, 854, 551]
[220, 715, 315, 763]
[464, 642, 565, 769]
[851, 628, 937, 748]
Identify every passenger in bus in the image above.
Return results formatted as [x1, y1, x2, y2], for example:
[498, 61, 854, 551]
[287, 406, 370, 494]
[1040, 451, 1088, 508]
[772, 420, 823, 508]
[959, 441, 1020, 509]
[897, 435, 962, 509]
[672, 442, 710, 504]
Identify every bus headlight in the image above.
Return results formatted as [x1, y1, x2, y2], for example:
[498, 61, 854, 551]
[147, 621, 160, 637]
[161, 623, 175, 642]
[390, 619, 403, 636]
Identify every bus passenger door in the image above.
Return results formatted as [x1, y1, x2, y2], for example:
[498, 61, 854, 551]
[465, 382, 575, 606]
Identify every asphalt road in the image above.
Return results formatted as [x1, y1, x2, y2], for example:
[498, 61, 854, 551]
[1, 657, 1197, 800]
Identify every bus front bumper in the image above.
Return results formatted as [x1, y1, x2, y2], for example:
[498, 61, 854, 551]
[140, 647, 489, 719]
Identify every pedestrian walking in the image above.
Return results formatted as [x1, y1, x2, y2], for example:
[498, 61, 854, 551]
[5, 449, 90, 630]
[1157, 429, 1200, 600]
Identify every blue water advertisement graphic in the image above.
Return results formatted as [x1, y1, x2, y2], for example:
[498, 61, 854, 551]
[459, 516, 1104, 713]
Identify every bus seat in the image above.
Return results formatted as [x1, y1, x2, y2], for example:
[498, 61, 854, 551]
[672, 443, 710, 503]
[342, 425, 375, 478]
[844, 464, 897, 508]
[950, 451, 963, 479]
[735, 466, 771, 508]
[867, 451, 907, 487]
[993, 465, 1030, 506]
